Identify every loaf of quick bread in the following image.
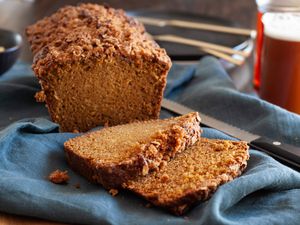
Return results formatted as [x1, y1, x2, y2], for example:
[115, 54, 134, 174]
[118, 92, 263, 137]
[26, 4, 171, 132]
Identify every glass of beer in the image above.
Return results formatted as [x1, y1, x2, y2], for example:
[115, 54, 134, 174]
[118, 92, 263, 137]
[259, 13, 300, 114]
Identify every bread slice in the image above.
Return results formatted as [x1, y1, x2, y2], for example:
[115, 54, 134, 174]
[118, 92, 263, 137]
[124, 138, 249, 215]
[26, 4, 171, 132]
[64, 112, 201, 189]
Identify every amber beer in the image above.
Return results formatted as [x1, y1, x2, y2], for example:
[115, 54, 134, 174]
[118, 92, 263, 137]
[259, 13, 300, 114]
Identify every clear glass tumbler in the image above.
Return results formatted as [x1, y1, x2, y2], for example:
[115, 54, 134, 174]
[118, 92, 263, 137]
[254, 0, 300, 114]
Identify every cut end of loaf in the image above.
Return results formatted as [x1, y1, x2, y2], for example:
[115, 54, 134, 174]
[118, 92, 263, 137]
[125, 138, 249, 215]
[64, 112, 201, 189]
[40, 56, 169, 132]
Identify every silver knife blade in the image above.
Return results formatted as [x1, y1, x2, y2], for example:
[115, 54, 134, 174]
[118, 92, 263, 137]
[162, 98, 259, 142]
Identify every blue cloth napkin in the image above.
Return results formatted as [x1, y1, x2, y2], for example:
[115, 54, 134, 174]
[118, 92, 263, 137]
[0, 57, 300, 225]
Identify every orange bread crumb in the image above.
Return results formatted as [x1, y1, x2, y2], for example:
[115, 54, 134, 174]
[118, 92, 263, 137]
[48, 170, 69, 184]
[109, 189, 119, 196]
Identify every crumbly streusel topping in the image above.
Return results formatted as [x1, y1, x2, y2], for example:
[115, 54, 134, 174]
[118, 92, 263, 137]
[26, 3, 171, 76]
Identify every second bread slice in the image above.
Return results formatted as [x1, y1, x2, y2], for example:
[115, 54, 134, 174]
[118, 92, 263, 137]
[124, 138, 249, 215]
[64, 112, 201, 189]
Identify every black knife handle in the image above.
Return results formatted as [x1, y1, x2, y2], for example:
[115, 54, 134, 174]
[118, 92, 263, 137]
[250, 137, 300, 170]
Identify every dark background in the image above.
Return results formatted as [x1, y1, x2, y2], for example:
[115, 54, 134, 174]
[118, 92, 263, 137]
[0, 0, 257, 62]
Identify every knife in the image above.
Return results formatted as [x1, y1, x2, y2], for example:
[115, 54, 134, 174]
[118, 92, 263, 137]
[162, 98, 300, 170]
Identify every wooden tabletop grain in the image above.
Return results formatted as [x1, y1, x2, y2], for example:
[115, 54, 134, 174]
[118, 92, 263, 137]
[0, 0, 256, 224]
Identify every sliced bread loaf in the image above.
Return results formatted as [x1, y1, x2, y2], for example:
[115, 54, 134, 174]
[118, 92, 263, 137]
[26, 4, 171, 132]
[64, 112, 201, 189]
[124, 138, 249, 215]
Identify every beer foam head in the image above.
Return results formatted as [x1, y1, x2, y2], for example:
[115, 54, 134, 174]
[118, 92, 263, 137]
[263, 13, 300, 42]
[257, 0, 300, 12]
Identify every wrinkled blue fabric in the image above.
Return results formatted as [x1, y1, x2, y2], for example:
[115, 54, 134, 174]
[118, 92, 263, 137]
[0, 57, 299, 225]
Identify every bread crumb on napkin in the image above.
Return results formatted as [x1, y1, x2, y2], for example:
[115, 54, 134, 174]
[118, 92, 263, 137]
[48, 170, 69, 184]
[34, 90, 46, 102]
[109, 189, 119, 196]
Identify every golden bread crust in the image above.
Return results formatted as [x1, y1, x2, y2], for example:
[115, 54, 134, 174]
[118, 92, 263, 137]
[26, 3, 171, 77]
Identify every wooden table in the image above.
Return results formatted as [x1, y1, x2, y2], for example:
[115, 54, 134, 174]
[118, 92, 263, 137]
[0, 0, 256, 224]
